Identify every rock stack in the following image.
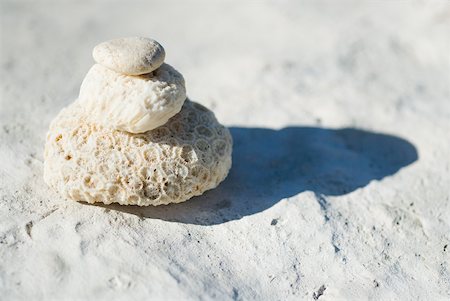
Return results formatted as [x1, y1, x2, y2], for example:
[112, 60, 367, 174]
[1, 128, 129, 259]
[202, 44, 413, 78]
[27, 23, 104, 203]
[44, 37, 232, 206]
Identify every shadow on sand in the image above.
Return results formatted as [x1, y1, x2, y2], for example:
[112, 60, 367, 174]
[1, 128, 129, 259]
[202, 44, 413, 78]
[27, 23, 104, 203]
[92, 127, 418, 225]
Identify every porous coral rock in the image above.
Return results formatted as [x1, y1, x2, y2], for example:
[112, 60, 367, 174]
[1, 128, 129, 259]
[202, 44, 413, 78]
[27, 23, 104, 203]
[43, 99, 232, 206]
[79, 63, 186, 134]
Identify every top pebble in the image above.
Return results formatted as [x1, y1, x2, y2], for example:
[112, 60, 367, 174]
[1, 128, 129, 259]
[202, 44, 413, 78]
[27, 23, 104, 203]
[93, 37, 165, 75]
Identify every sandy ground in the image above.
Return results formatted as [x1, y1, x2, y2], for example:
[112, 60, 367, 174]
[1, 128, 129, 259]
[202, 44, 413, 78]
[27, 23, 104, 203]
[1, 1, 450, 300]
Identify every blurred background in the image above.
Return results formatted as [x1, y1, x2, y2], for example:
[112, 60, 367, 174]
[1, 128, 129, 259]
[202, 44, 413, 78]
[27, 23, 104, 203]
[2, 1, 449, 131]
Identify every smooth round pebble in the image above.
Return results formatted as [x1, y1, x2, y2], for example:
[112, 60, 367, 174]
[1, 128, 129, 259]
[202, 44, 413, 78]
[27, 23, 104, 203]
[93, 37, 165, 75]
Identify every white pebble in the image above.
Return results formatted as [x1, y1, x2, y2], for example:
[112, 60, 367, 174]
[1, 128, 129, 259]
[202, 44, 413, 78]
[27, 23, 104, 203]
[93, 37, 165, 75]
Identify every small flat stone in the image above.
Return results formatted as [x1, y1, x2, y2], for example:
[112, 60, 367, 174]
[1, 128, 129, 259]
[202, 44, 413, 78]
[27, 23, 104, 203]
[93, 37, 165, 75]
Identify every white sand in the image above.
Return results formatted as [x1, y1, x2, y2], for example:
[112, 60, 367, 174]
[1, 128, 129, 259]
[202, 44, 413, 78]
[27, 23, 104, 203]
[1, 1, 449, 300]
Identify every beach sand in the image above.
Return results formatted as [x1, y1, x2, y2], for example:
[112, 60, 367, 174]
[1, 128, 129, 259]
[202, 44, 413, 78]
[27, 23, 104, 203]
[1, 1, 449, 300]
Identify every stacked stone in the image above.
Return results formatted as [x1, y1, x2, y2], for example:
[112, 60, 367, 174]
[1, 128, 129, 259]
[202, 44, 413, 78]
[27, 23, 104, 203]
[44, 37, 232, 206]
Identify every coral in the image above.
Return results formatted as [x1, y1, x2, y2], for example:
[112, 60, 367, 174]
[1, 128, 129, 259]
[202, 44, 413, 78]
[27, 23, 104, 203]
[78, 63, 186, 133]
[44, 100, 232, 206]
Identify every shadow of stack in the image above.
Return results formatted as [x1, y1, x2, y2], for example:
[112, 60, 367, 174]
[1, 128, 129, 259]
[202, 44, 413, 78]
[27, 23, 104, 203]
[93, 127, 418, 225]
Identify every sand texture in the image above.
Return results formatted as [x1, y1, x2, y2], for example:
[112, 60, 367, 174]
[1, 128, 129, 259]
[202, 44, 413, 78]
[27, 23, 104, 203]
[1, 1, 449, 300]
